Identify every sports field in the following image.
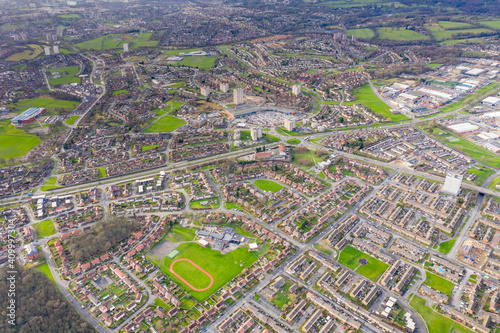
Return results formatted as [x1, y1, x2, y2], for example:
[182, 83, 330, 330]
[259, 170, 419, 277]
[144, 116, 186, 133]
[378, 27, 429, 41]
[166, 226, 197, 243]
[159, 242, 257, 301]
[347, 28, 375, 39]
[424, 271, 455, 296]
[47, 66, 81, 86]
[130, 32, 159, 50]
[254, 180, 284, 193]
[8, 97, 78, 113]
[338, 245, 388, 281]
[344, 84, 408, 121]
[0, 120, 42, 160]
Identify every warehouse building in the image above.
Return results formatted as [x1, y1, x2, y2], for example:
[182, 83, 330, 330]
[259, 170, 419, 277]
[11, 107, 47, 125]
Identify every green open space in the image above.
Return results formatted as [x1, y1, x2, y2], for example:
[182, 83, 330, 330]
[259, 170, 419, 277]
[8, 97, 78, 113]
[286, 138, 301, 145]
[65, 116, 79, 125]
[144, 116, 186, 133]
[378, 27, 429, 40]
[159, 242, 257, 301]
[34, 263, 56, 285]
[291, 148, 329, 169]
[6, 44, 44, 61]
[75, 34, 141, 51]
[427, 24, 493, 41]
[130, 32, 159, 50]
[347, 28, 375, 39]
[479, 20, 500, 29]
[254, 180, 284, 193]
[0, 120, 42, 160]
[410, 295, 454, 333]
[344, 84, 408, 122]
[225, 202, 244, 210]
[166, 226, 197, 243]
[488, 175, 500, 191]
[190, 198, 220, 210]
[466, 166, 494, 186]
[438, 239, 456, 254]
[33, 220, 56, 238]
[338, 245, 388, 281]
[47, 66, 80, 86]
[424, 271, 455, 296]
[112, 89, 128, 95]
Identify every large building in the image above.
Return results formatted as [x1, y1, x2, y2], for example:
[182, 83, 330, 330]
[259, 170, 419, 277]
[292, 84, 301, 96]
[201, 86, 210, 97]
[53, 45, 60, 54]
[234, 88, 244, 105]
[11, 108, 47, 125]
[123, 43, 129, 52]
[44, 47, 51, 56]
[220, 83, 229, 93]
[284, 118, 296, 131]
[442, 173, 463, 196]
[250, 127, 262, 141]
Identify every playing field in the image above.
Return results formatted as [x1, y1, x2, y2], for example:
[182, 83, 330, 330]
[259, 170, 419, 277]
[254, 180, 284, 193]
[47, 66, 81, 86]
[347, 28, 375, 39]
[338, 245, 388, 281]
[166, 226, 197, 243]
[0, 120, 42, 160]
[8, 97, 79, 113]
[130, 32, 159, 50]
[424, 271, 455, 296]
[159, 242, 257, 301]
[144, 116, 186, 133]
[378, 27, 429, 41]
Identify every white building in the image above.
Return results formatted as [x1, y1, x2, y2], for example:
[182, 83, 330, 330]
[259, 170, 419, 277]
[483, 96, 500, 106]
[292, 84, 302, 96]
[220, 83, 229, 93]
[123, 43, 129, 52]
[44, 47, 51, 56]
[53, 45, 60, 54]
[284, 118, 296, 131]
[250, 127, 262, 141]
[442, 173, 463, 196]
[201, 86, 210, 97]
[234, 88, 244, 105]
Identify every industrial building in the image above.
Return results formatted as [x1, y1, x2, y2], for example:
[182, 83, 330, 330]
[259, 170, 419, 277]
[11, 107, 47, 125]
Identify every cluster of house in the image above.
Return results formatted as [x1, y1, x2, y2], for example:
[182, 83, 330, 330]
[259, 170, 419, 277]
[380, 260, 416, 295]
[388, 238, 425, 263]
[218, 303, 290, 333]
[109, 191, 184, 216]
[263, 164, 324, 195]
[311, 103, 386, 130]
[54, 205, 104, 231]
[324, 158, 387, 184]
[0, 160, 53, 198]
[106, 153, 164, 177]
[170, 171, 215, 202]
[1, 207, 28, 248]
[279, 180, 369, 241]
[30, 195, 74, 220]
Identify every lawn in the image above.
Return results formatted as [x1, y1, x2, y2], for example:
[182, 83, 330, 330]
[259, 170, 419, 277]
[47, 66, 80, 86]
[264, 134, 281, 143]
[44, 177, 57, 185]
[190, 198, 220, 210]
[225, 202, 244, 210]
[130, 32, 158, 50]
[166, 226, 197, 243]
[291, 148, 329, 168]
[34, 263, 56, 285]
[338, 245, 369, 270]
[338, 245, 388, 280]
[0, 120, 42, 160]
[479, 20, 500, 29]
[159, 242, 257, 301]
[33, 220, 56, 238]
[466, 166, 494, 186]
[410, 295, 454, 333]
[65, 116, 79, 125]
[286, 138, 301, 145]
[378, 27, 429, 41]
[344, 84, 408, 122]
[8, 97, 78, 113]
[438, 239, 456, 254]
[254, 180, 284, 193]
[347, 28, 375, 39]
[6, 44, 44, 61]
[424, 271, 455, 296]
[179, 56, 202, 67]
[426, 24, 493, 41]
[144, 116, 186, 133]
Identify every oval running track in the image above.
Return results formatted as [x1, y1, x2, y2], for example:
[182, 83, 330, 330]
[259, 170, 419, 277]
[169, 258, 214, 291]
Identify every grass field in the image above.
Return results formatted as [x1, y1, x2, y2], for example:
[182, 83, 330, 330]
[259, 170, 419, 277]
[47, 66, 80, 86]
[427, 25, 493, 41]
[166, 226, 197, 243]
[190, 198, 219, 210]
[339, 245, 388, 281]
[347, 28, 375, 39]
[159, 242, 257, 301]
[479, 20, 500, 29]
[254, 180, 284, 193]
[8, 97, 78, 113]
[344, 84, 408, 122]
[33, 220, 56, 238]
[466, 166, 494, 185]
[225, 202, 244, 210]
[76, 34, 138, 51]
[438, 239, 456, 254]
[6, 44, 44, 61]
[291, 148, 329, 169]
[130, 32, 158, 50]
[424, 271, 455, 296]
[0, 120, 42, 160]
[438, 21, 473, 29]
[378, 27, 429, 40]
[410, 295, 454, 333]
[65, 115, 79, 125]
[286, 138, 301, 145]
[144, 116, 186, 133]
[34, 263, 56, 285]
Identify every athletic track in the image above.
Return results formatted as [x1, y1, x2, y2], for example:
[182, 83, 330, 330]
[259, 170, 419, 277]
[169, 258, 214, 291]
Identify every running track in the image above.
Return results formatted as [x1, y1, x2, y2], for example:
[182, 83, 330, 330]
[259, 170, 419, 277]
[169, 258, 214, 291]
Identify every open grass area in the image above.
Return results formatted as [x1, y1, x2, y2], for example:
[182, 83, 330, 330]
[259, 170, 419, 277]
[8, 97, 78, 113]
[347, 28, 375, 39]
[47, 66, 80, 86]
[338, 245, 388, 281]
[291, 148, 329, 169]
[410, 295, 454, 333]
[34, 263, 56, 285]
[33, 220, 56, 238]
[6, 44, 44, 61]
[378, 27, 429, 40]
[190, 198, 219, 210]
[159, 242, 257, 301]
[225, 202, 244, 210]
[130, 32, 158, 50]
[344, 84, 408, 122]
[438, 239, 456, 254]
[466, 166, 494, 186]
[286, 138, 301, 145]
[75, 34, 140, 51]
[0, 120, 42, 160]
[479, 20, 500, 29]
[264, 133, 281, 143]
[144, 116, 186, 133]
[254, 180, 284, 193]
[427, 24, 493, 41]
[65, 115, 79, 125]
[424, 271, 455, 296]
[166, 226, 197, 243]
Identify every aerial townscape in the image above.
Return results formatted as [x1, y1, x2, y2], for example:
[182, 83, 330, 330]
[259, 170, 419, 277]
[3, 0, 500, 333]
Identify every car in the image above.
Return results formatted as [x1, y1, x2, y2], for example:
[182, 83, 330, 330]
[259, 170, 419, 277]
[70, 300, 73, 302]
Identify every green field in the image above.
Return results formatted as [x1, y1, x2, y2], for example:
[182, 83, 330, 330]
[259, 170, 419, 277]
[166, 226, 197, 243]
[344, 84, 408, 122]
[225, 202, 244, 210]
[6, 44, 44, 61]
[34, 263, 56, 285]
[286, 138, 301, 145]
[8, 97, 78, 113]
[378, 27, 429, 41]
[75, 34, 136, 51]
[410, 295, 454, 333]
[479, 20, 500, 29]
[0, 120, 42, 160]
[466, 166, 494, 185]
[190, 198, 220, 210]
[427, 24, 493, 41]
[438, 21, 473, 29]
[44, 177, 57, 185]
[438, 239, 456, 254]
[339, 246, 388, 281]
[33, 220, 56, 238]
[130, 32, 159, 50]
[347, 28, 375, 39]
[65, 116, 79, 125]
[112, 90, 128, 95]
[144, 116, 186, 133]
[291, 148, 329, 169]
[47, 66, 80, 86]
[424, 271, 455, 296]
[159, 242, 257, 301]
[264, 134, 281, 143]
[254, 180, 284, 193]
